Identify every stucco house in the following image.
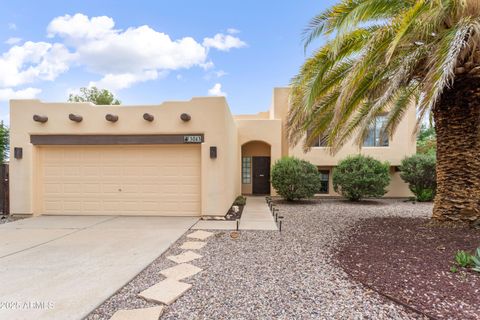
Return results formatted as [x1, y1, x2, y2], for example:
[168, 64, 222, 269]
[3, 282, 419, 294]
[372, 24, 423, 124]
[9, 87, 415, 217]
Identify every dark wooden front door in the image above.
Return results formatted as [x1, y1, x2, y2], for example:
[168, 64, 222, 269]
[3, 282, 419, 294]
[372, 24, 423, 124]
[252, 157, 271, 195]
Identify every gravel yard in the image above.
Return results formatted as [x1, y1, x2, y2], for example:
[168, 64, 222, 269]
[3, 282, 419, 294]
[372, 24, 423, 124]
[87, 199, 431, 320]
[337, 216, 480, 320]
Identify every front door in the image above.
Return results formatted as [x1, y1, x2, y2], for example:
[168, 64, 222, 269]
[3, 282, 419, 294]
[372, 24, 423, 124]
[252, 157, 271, 195]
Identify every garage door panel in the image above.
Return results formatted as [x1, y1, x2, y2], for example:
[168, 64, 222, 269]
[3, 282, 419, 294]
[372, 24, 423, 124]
[40, 145, 201, 216]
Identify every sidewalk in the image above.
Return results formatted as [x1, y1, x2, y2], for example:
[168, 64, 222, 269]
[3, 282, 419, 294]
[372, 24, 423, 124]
[192, 196, 277, 230]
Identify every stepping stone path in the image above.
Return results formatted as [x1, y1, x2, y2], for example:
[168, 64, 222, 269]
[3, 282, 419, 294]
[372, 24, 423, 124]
[110, 230, 213, 319]
[186, 230, 214, 240]
[160, 263, 202, 280]
[109, 306, 164, 320]
[180, 241, 206, 250]
[167, 251, 202, 264]
[138, 279, 192, 305]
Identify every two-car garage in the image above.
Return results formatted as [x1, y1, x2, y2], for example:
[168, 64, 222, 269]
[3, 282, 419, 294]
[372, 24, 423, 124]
[38, 145, 201, 216]
[10, 98, 240, 217]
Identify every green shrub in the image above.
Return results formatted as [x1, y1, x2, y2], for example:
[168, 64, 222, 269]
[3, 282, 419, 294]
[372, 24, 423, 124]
[455, 250, 473, 268]
[333, 155, 390, 201]
[271, 157, 321, 201]
[399, 154, 436, 202]
[233, 195, 246, 206]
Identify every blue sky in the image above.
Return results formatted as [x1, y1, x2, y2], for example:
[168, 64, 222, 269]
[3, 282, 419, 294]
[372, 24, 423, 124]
[0, 0, 337, 122]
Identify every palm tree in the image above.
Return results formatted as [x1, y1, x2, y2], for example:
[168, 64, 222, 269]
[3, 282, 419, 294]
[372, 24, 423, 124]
[288, 0, 480, 223]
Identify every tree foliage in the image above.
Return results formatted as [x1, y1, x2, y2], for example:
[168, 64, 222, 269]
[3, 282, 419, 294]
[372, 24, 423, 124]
[68, 87, 121, 105]
[400, 154, 436, 202]
[288, 0, 480, 152]
[0, 122, 8, 163]
[417, 124, 436, 155]
[333, 155, 390, 201]
[271, 157, 321, 201]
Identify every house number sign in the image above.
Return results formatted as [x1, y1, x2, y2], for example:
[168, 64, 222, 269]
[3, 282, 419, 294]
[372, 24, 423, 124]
[184, 135, 203, 143]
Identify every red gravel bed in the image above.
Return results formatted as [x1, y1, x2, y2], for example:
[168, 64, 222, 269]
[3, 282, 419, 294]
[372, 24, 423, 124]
[336, 217, 480, 320]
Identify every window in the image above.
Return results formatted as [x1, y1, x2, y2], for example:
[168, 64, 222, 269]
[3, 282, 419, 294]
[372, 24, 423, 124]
[307, 130, 328, 147]
[242, 157, 252, 184]
[318, 170, 329, 194]
[363, 115, 389, 147]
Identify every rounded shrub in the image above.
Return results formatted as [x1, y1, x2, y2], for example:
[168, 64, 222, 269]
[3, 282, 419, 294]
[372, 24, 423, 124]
[271, 156, 321, 201]
[399, 154, 436, 202]
[333, 155, 390, 201]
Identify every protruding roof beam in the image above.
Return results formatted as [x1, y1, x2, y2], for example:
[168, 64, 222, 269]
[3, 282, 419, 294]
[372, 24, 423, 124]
[33, 115, 48, 123]
[68, 114, 83, 122]
[105, 114, 118, 122]
[143, 113, 154, 122]
[180, 113, 191, 122]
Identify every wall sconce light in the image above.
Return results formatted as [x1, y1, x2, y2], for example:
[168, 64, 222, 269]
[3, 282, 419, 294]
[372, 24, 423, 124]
[210, 146, 217, 159]
[14, 147, 23, 159]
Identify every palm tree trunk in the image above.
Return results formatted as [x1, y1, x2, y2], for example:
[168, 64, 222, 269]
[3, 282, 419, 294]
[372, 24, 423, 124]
[432, 75, 480, 223]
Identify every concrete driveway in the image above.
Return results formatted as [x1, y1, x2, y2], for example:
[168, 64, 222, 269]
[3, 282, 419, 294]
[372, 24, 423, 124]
[0, 215, 198, 320]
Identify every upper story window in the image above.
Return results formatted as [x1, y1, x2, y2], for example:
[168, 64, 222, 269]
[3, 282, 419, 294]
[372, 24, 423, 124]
[307, 130, 328, 147]
[363, 115, 389, 147]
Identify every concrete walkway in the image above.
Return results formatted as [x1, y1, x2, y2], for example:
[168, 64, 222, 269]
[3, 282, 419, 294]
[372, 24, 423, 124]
[239, 196, 277, 230]
[192, 196, 277, 230]
[0, 215, 198, 320]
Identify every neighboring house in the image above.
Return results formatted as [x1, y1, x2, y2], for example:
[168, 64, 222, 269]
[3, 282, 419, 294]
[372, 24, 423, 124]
[9, 87, 415, 217]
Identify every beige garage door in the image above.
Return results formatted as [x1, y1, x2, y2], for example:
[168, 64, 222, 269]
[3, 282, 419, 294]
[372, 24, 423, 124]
[39, 145, 201, 216]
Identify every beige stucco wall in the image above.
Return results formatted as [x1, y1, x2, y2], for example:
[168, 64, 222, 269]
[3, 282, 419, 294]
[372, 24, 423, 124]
[243, 87, 416, 198]
[10, 97, 239, 216]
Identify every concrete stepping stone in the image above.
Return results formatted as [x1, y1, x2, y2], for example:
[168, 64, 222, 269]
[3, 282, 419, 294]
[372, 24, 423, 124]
[179, 241, 206, 250]
[109, 306, 164, 320]
[167, 250, 202, 264]
[139, 278, 191, 305]
[186, 230, 214, 240]
[160, 263, 202, 280]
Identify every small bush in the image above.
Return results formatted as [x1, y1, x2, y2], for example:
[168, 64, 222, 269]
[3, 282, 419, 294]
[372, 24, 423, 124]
[233, 195, 246, 206]
[271, 157, 321, 201]
[455, 250, 473, 268]
[333, 155, 390, 201]
[399, 154, 436, 202]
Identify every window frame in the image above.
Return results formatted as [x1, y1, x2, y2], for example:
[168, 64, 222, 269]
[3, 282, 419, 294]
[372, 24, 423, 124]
[242, 157, 252, 184]
[363, 115, 389, 147]
[307, 130, 328, 148]
[318, 169, 329, 194]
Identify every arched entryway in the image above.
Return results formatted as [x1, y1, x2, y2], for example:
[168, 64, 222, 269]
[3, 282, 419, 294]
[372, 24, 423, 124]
[241, 141, 271, 195]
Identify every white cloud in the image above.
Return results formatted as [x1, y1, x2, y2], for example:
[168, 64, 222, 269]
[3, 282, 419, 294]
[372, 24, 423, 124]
[47, 14, 116, 44]
[0, 13, 247, 94]
[203, 33, 246, 51]
[88, 70, 164, 91]
[48, 14, 208, 74]
[47, 14, 212, 89]
[0, 41, 73, 87]
[5, 37, 21, 45]
[0, 87, 42, 101]
[8, 23, 17, 30]
[227, 28, 240, 34]
[208, 83, 226, 97]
